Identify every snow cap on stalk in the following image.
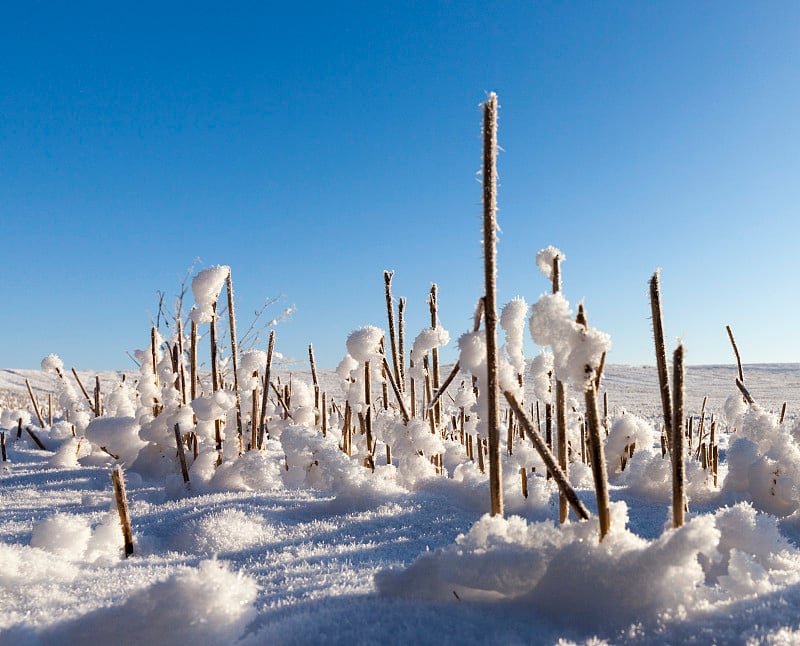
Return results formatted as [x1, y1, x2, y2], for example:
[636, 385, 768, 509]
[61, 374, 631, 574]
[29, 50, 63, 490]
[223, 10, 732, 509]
[529, 292, 610, 390]
[409, 326, 450, 379]
[336, 354, 359, 380]
[189, 265, 230, 324]
[500, 298, 528, 375]
[41, 354, 64, 374]
[346, 325, 384, 364]
[536, 246, 565, 280]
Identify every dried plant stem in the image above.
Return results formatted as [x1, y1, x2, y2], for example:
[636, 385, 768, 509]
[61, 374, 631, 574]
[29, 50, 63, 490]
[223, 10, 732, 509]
[505, 391, 590, 520]
[322, 392, 328, 437]
[585, 384, 611, 540]
[257, 330, 276, 449]
[398, 297, 407, 392]
[482, 92, 503, 518]
[364, 361, 374, 454]
[736, 378, 756, 406]
[1, 431, 6, 461]
[308, 343, 319, 410]
[71, 368, 96, 414]
[650, 271, 673, 451]
[270, 382, 294, 420]
[429, 284, 442, 427]
[225, 271, 244, 448]
[672, 343, 686, 528]
[726, 324, 744, 383]
[94, 376, 102, 418]
[382, 356, 410, 423]
[384, 271, 402, 391]
[26, 426, 47, 450]
[250, 375, 258, 449]
[210, 303, 220, 392]
[177, 319, 187, 405]
[24, 379, 45, 428]
[174, 424, 190, 484]
[110, 465, 134, 557]
[780, 402, 787, 425]
[190, 319, 198, 401]
[556, 381, 568, 524]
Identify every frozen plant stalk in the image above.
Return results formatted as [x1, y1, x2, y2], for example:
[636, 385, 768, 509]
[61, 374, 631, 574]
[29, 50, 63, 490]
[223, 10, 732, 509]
[649, 271, 673, 451]
[110, 465, 134, 557]
[672, 343, 686, 528]
[482, 92, 503, 517]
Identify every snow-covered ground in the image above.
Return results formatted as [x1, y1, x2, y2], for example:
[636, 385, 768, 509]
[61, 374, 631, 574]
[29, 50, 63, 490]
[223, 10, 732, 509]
[3, 360, 800, 645]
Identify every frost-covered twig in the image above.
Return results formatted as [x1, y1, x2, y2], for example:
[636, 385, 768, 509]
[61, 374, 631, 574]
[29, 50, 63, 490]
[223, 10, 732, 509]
[482, 93, 503, 517]
[225, 270, 244, 448]
[504, 390, 590, 521]
[70, 368, 96, 416]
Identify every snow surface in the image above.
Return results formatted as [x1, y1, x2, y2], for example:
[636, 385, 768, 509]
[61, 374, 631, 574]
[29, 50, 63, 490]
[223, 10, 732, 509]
[3, 363, 800, 645]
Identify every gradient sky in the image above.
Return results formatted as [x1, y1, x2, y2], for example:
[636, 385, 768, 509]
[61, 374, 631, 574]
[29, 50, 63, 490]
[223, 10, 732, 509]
[2, 2, 799, 370]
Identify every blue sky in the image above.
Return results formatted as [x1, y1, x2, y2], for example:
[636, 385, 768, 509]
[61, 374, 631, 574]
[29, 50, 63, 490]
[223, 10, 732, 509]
[2, 2, 799, 370]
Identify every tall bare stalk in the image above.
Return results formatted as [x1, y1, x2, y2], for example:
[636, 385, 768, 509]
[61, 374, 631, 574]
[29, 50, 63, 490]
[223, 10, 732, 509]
[672, 343, 686, 528]
[482, 92, 503, 517]
[650, 271, 673, 453]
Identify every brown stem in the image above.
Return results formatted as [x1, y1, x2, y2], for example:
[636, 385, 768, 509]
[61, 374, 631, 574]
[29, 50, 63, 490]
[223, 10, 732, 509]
[504, 391, 590, 520]
[482, 92, 503, 518]
[726, 324, 744, 383]
[650, 271, 673, 454]
[672, 343, 686, 528]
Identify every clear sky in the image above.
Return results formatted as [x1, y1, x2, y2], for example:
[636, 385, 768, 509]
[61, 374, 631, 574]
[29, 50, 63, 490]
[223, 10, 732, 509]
[2, 2, 799, 370]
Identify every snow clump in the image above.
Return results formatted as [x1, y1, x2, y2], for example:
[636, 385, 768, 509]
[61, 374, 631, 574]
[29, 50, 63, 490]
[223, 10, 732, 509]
[189, 265, 230, 324]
